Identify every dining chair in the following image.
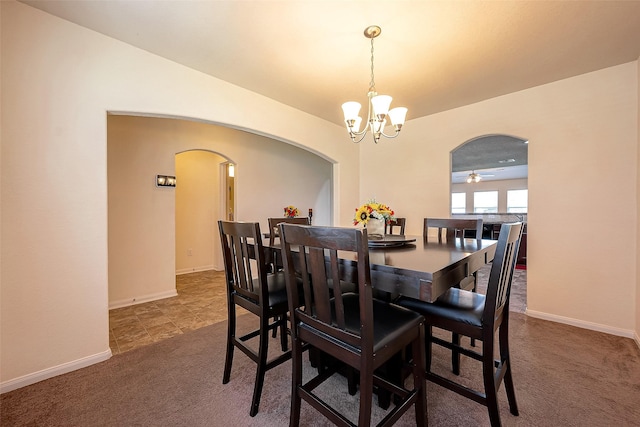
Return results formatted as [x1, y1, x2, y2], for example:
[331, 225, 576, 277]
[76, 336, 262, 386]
[423, 218, 483, 292]
[265, 217, 311, 341]
[384, 217, 406, 235]
[396, 222, 524, 427]
[267, 217, 310, 271]
[279, 224, 427, 427]
[423, 217, 483, 243]
[218, 220, 293, 417]
[423, 218, 485, 348]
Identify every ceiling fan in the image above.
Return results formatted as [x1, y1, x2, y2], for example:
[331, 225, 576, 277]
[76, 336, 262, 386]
[466, 170, 495, 183]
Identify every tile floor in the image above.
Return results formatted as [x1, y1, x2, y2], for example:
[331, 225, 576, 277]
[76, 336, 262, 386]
[109, 270, 233, 355]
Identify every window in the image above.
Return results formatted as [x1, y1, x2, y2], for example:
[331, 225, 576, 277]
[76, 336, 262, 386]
[451, 192, 466, 214]
[507, 189, 528, 213]
[474, 191, 498, 213]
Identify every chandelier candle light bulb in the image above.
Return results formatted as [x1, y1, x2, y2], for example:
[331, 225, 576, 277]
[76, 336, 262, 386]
[342, 25, 407, 144]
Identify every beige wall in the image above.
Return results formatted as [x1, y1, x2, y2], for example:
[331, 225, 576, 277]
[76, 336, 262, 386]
[363, 62, 638, 337]
[0, 2, 356, 391]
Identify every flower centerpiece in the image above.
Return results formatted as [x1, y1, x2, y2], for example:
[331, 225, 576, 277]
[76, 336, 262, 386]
[284, 205, 300, 218]
[354, 199, 395, 238]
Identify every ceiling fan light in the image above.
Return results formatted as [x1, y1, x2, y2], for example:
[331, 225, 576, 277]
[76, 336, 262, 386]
[467, 171, 481, 183]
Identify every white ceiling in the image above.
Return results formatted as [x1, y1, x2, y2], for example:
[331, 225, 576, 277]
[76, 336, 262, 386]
[22, 0, 640, 126]
[21, 0, 640, 182]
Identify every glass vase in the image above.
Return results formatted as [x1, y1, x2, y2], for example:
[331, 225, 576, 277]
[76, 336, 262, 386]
[366, 218, 385, 239]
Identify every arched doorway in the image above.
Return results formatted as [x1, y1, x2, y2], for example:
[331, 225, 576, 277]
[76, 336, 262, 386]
[450, 134, 528, 312]
[175, 150, 234, 274]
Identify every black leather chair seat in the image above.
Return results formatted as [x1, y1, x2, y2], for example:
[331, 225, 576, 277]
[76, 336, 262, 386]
[241, 272, 303, 309]
[331, 293, 425, 351]
[396, 287, 485, 328]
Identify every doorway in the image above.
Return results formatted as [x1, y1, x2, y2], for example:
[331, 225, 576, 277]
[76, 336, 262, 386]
[175, 150, 234, 274]
[450, 134, 528, 310]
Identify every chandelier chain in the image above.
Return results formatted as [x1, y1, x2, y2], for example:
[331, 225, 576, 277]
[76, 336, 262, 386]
[368, 37, 376, 93]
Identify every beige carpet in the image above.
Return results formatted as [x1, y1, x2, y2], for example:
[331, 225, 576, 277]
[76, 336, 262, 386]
[2, 303, 639, 426]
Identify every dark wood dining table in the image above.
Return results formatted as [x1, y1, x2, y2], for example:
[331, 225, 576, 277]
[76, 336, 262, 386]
[265, 234, 497, 303]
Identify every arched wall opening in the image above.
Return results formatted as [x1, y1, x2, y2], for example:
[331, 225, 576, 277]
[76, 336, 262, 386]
[449, 133, 529, 308]
[450, 134, 528, 214]
[107, 114, 334, 309]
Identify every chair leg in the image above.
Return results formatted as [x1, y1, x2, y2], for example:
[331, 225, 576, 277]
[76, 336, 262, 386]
[222, 303, 236, 384]
[357, 366, 373, 427]
[503, 360, 519, 416]
[500, 323, 519, 416]
[347, 367, 358, 396]
[308, 347, 320, 369]
[279, 315, 289, 352]
[289, 337, 303, 427]
[425, 325, 433, 373]
[250, 316, 270, 417]
[272, 315, 279, 339]
[375, 350, 402, 410]
[470, 272, 477, 347]
[482, 337, 502, 427]
[413, 327, 428, 427]
[451, 332, 461, 375]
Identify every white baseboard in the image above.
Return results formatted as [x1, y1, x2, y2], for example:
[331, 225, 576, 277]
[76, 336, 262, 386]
[176, 265, 216, 275]
[0, 348, 112, 394]
[525, 309, 636, 340]
[635, 331, 640, 350]
[109, 289, 178, 310]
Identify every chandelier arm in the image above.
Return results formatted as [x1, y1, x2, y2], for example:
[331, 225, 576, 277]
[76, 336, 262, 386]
[349, 131, 369, 144]
[379, 129, 401, 139]
[348, 123, 370, 137]
[347, 121, 373, 143]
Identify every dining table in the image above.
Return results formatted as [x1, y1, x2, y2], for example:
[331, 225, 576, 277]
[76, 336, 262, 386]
[265, 233, 497, 304]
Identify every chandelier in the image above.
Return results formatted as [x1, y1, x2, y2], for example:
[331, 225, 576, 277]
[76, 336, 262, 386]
[341, 26, 407, 144]
[466, 171, 482, 183]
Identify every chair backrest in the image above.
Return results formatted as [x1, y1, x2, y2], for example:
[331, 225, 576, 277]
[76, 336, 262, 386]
[267, 217, 310, 246]
[482, 222, 524, 328]
[424, 218, 483, 242]
[218, 220, 270, 307]
[279, 224, 374, 352]
[385, 217, 406, 235]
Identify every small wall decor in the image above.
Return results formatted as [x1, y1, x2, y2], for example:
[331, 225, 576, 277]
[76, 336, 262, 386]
[156, 175, 176, 187]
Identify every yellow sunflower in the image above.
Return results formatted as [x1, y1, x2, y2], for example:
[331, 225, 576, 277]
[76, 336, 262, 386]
[354, 205, 372, 225]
